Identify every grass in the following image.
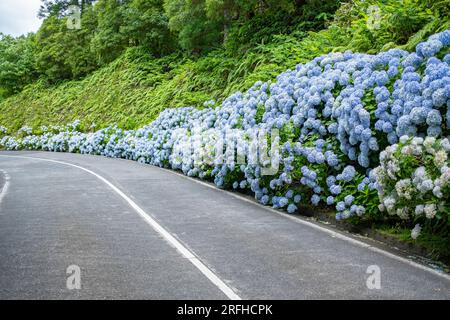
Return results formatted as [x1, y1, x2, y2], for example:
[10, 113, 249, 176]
[298, 204, 450, 266]
[0, 28, 347, 132]
[375, 224, 450, 266]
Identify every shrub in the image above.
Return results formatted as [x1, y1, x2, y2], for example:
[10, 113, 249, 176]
[373, 136, 450, 236]
[2, 31, 449, 234]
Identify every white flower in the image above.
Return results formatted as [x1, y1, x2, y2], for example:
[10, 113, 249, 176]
[411, 224, 421, 240]
[417, 179, 434, 193]
[412, 166, 426, 180]
[434, 150, 447, 167]
[432, 185, 443, 198]
[399, 135, 410, 144]
[383, 196, 396, 213]
[396, 207, 409, 219]
[411, 137, 423, 145]
[414, 204, 424, 215]
[411, 144, 422, 156]
[423, 203, 437, 219]
[401, 145, 413, 155]
[386, 159, 400, 179]
[424, 136, 436, 147]
[440, 138, 450, 151]
[395, 178, 413, 200]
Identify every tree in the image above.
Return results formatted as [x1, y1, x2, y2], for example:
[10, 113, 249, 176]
[0, 34, 38, 96]
[34, 16, 73, 81]
[91, 0, 175, 65]
[164, 0, 299, 53]
[90, 0, 131, 65]
[38, 0, 95, 18]
[121, 0, 176, 56]
[35, 8, 98, 83]
[164, 0, 223, 54]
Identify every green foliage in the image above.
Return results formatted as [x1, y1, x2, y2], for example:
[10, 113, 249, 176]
[1, 0, 449, 261]
[224, 0, 340, 54]
[0, 0, 175, 87]
[376, 223, 450, 262]
[1, 0, 449, 133]
[34, 11, 98, 82]
[90, 0, 130, 66]
[255, 104, 265, 124]
[164, 0, 223, 54]
[0, 34, 38, 96]
[332, 0, 448, 53]
[92, 0, 175, 65]
[38, 0, 95, 18]
[123, 0, 176, 56]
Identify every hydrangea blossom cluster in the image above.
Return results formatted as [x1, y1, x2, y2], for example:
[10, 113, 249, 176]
[1, 31, 450, 225]
[373, 136, 450, 235]
[17, 125, 32, 136]
[0, 125, 7, 135]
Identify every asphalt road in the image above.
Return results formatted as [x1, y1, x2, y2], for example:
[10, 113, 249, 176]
[0, 151, 449, 299]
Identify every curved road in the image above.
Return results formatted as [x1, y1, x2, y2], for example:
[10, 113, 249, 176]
[0, 151, 449, 299]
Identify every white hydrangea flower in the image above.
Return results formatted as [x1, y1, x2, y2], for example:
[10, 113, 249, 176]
[411, 224, 421, 240]
[434, 150, 447, 167]
[414, 204, 424, 215]
[399, 135, 410, 144]
[423, 136, 437, 154]
[411, 137, 424, 145]
[411, 144, 422, 156]
[424, 136, 436, 148]
[440, 138, 450, 151]
[396, 207, 409, 219]
[417, 179, 434, 193]
[423, 203, 437, 219]
[383, 196, 396, 214]
[401, 145, 413, 155]
[413, 166, 426, 178]
[386, 159, 400, 179]
[395, 178, 413, 200]
[432, 185, 443, 198]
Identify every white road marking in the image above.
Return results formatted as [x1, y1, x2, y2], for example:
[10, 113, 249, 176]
[161, 167, 450, 282]
[0, 169, 10, 205]
[0, 155, 241, 300]
[2, 152, 450, 283]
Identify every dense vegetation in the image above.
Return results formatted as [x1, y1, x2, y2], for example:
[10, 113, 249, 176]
[2, 30, 450, 261]
[1, 0, 449, 131]
[0, 0, 449, 262]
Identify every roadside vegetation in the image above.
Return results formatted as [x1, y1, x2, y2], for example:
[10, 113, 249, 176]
[1, 0, 448, 130]
[0, 0, 449, 264]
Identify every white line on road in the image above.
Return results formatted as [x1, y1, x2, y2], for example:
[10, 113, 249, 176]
[0, 169, 10, 205]
[3, 153, 450, 283]
[161, 166, 450, 282]
[0, 155, 241, 300]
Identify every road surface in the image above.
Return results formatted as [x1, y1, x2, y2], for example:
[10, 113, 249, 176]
[0, 151, 449, 299]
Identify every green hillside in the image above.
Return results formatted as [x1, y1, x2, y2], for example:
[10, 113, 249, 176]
[1, 0, 448, 132]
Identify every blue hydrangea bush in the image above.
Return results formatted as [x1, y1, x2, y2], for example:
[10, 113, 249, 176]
[2, 31, 450, 234]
